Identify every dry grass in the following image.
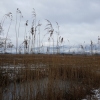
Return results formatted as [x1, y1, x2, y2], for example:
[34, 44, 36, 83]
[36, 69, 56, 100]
[0, 54, 100, 100]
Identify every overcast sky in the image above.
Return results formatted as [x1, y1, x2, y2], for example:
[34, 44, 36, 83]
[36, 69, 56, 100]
[0, 0, 100, 47]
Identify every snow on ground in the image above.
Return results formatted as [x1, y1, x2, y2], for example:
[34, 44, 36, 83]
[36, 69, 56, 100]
[82, 89, 100, 100]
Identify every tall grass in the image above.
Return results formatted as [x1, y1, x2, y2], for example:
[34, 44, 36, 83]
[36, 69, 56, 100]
[0, 8, 100, 100]
[0, 9, 100, 54]
[0, 54, 100, 100]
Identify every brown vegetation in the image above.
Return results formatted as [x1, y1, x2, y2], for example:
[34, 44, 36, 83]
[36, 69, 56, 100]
[0, 54, 100, 100]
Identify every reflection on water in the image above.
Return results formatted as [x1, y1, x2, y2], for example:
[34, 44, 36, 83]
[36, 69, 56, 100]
[1, 64, 70, 100]
[2, 78, 70, 100]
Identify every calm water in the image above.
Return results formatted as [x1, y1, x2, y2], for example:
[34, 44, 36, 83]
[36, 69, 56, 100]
[2, 78, 70, 100]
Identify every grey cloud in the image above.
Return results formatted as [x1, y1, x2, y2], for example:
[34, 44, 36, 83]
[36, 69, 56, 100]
[0, 0, 100, 47]
[32, 0, 100, 24]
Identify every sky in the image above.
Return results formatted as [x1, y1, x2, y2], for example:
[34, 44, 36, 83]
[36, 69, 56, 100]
[0, 0, 100, 48]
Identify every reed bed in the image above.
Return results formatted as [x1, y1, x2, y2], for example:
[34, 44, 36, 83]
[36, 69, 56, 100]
[0, 54, 100, 100]
[1, 8, 100, 100]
